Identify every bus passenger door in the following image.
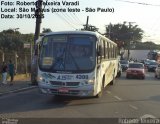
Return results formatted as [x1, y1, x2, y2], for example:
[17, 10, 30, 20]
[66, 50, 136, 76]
[95, 42, 104, 94]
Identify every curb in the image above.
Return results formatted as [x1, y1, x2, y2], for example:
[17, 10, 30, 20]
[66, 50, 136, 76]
[0, 86, 38, 97]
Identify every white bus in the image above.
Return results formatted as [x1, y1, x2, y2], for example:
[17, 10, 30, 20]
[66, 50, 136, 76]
[37, 31, 118, 97]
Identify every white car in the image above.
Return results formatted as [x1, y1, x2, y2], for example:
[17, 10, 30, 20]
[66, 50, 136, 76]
[155, 64, 160, 78]
[117, 62, 122, 77]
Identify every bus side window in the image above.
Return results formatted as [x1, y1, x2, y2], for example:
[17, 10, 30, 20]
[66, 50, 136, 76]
[111, 44, 114, 58]
[97, 45, 102, 56]
[113, 45, 115, 58]
[97, 43, 102, 63]
[108, 42, 110, 59]
[111, 44, 113, 58]
[103, 40, 106, 59]
[99, 39, 104, 59]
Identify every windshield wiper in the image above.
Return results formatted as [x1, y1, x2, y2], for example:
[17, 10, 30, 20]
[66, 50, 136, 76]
[53, 49, 65, 70]
[67, 49, 80, 70]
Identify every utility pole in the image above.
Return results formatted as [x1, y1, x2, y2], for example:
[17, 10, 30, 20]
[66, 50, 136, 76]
[127, 22, 135, 60]
[86, 16, 89, 30]
[82, 16, 98, 32]
[34, 0, 43, 49]
[82, 16, 89, 30]
[31, 0, 43, 85]
[12, 28, 19, 73]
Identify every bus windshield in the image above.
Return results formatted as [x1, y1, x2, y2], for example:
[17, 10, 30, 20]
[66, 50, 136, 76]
[39, 34, 96, 73]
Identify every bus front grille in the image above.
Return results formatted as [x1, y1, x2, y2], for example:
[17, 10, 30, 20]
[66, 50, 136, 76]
[50, 81, 63, 86]
[50, 81, 80, 86]
[66, 82, 80, 86]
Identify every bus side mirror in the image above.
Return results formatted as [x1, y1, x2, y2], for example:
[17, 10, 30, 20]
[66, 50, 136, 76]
[97, 46, 102, 56]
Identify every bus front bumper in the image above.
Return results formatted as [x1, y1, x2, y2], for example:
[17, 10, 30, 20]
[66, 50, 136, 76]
[38, 83, 95, 97]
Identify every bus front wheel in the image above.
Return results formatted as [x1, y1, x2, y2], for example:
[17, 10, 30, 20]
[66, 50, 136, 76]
[110, 72, 115, 85]
[95, 77, 105, 98]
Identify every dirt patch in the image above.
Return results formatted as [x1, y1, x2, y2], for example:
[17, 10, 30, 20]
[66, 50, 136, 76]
[7, 74, 30, 81]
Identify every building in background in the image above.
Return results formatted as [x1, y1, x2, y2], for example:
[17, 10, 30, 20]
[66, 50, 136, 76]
[123, 50, 150, 61]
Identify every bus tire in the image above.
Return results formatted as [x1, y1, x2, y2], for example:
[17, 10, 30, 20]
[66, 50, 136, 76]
[116, 71, 121, 78]
[95, 76, 105, 98]
[110, 72, 115, 85]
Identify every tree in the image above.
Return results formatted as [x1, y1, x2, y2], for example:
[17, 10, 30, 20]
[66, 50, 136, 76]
[105, 22, 144, 58]
[0, 29, 22, 62]
[0, 30, 34, 53]
[0, 29, 35, 74]
[135, 41, 160, 50]
[0, 29, 23, 52]
[105, 22, 143, 47]
[42, 28, 52, 33]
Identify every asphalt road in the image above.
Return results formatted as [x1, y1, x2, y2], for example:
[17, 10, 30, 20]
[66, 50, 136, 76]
[0, 72, 160, 119]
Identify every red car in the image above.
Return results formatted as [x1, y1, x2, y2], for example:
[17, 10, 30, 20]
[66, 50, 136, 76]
[126, 63, 145, 79]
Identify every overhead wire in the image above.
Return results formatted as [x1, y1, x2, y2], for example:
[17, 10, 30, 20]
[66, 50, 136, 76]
[53, 0, 83, 27]
[39, 0, 76, 29]
[74, 13, 84, 24]
[115, 0, 160, 7]
[116, 0, 160, 42]
[42, 0, 79, 30]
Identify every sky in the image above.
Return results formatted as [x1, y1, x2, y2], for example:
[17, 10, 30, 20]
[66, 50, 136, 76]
[0, 0, 160, 44]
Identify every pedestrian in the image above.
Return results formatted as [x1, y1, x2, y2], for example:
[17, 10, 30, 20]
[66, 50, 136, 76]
[1, 61, 8, 85]
[8, 60, 15, 85]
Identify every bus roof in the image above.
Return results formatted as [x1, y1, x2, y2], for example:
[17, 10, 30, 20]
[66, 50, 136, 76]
[45, 30, 99, 36]
[38, 31, 117, 45]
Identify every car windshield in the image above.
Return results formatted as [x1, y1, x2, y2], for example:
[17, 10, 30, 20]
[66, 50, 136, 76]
[39, 34, 96, 73]
[149, 62, 157, 65]
[120, 60, 128, 64]
[129, 63, 144, 68]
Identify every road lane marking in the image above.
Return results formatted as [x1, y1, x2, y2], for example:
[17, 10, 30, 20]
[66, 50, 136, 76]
[129, 104, 138, 110]
[114, 96, 122, 101]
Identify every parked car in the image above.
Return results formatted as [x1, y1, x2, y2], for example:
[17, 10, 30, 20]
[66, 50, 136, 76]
[117, 62, 122, 77]
[147, 61, 158, 72]
[155, 64, 160, 78]
[126, 63, 145, 79]
[144, 59, 156, 69]
[120, 60, 129, 71]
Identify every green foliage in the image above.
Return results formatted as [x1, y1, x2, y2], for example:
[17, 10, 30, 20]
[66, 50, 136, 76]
[0, 29, 34, 53]
[134, 41, 160, 50]
[42, 28, 52, 33]
[105, 22, 144, 49]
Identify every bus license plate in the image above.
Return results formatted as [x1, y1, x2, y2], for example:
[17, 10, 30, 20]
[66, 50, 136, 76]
[58, 88, 69, 93]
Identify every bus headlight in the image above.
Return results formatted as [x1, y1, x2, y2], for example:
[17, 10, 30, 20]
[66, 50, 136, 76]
[37, 75, 43, 82]
[85, 78, 95, 84]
